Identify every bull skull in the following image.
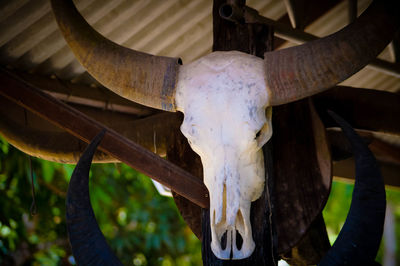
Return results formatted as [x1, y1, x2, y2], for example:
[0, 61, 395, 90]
[52, 0, 399, 262]
[176, 51, 272, 259]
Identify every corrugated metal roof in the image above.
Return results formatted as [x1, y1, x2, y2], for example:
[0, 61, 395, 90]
[0, 0, 398, 91]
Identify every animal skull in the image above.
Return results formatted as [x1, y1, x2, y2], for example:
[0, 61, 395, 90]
[52, 0, 399, 262]
[175, 51, 272, 259]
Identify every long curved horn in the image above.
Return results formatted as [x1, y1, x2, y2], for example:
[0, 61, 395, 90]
[51, 0, 181, 111]
[66, 130, 122, 265]
[266, 0, 400, 106]
[319, 111, 386, 265]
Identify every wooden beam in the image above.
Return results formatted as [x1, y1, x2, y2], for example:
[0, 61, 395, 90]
[328, 129, 400, 166]
[0, 68, 209, 209]
[313, 86, 400, 135]
[327, 129, 400, 189]
[0, 70, 182, 163]
[202, 1, 277, 264]
[0, 93, 182, 163]
[333, 158, 400, 189]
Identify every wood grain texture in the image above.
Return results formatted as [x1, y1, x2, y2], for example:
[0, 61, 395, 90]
[272, 99, 331, 255]
[313, 86, 400, 135]
[167, 115, 204, 240]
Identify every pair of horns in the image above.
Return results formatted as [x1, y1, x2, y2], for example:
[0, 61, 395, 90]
[66, 112, 386, 264]
[51, 0, 400, 110]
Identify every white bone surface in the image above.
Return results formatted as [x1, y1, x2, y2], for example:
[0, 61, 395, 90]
[176, 51, 272, 260]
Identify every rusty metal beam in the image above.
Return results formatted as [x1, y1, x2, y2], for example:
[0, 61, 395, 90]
[13, 70, 154, 117]
[244, 9, 400, 79]
[283, 0, 306, 29]
[0, 68, 209, 208]
[275, 0, 341, 48]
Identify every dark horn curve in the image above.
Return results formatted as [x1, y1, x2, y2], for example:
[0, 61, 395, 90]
[66, 130, 122, 265]
[319, 111, 386, 266]
[266, 0, 400, 106]
[51, 0, 180, 111]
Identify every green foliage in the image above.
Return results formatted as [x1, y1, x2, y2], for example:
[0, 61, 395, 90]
[1, 132, 399, 265]
[323, 180, 400, 264]
[0, 137, 201, 265]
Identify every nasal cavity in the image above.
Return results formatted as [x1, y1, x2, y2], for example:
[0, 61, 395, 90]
[236, 230, 243, 250]
[221, 231, 227, 250]
[235, 209, 245, 250]
[221, 230, 243, 252]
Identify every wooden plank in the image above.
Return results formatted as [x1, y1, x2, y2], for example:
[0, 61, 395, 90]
[167, 122, 204, 240]
[272, 99, 331, 256]
[327, 129, 400, 166]
[333, 158, 400, 189]
[201, 1, 277, 264]
[313, 86, 400, 135]
[0, 68, 209, 209]
[0, 94, 182, 163]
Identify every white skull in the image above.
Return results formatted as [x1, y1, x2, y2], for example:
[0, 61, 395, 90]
[175, 51, 272, 260]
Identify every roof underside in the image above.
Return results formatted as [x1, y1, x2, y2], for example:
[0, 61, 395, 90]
[0, 0, 398, 93]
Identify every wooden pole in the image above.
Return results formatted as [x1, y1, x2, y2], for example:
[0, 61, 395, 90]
[200, 1, 277, 264]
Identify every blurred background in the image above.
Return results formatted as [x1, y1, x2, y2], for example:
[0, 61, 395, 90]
[0, 135, 399, 265]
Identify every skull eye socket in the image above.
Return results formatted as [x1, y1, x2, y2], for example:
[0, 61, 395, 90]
[254, 123, 273, 148]
[253, 107, 273, 148]
[255, 130, 262, 140]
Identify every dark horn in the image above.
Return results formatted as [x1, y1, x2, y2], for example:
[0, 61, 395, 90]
[319, 111, 386, 265]
[66, 130, 122, 265]
[51, 0, 180, 111]
[266, 0, 400, 106]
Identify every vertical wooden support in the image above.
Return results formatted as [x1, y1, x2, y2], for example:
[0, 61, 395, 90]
[201, 0, 277, 264]
[169, 1, 332, 264]
[273, 99, 332, 264]
[167, 113, 204, 240]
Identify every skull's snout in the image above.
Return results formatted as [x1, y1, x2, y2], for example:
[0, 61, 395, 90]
[204, 149, 265, 260]
[211, 226, 255, 260]
[210, 180, 255, 260]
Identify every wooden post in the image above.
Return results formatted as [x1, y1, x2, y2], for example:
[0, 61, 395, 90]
[168, 1, 332, 264]
[200, 0, 277, 264]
